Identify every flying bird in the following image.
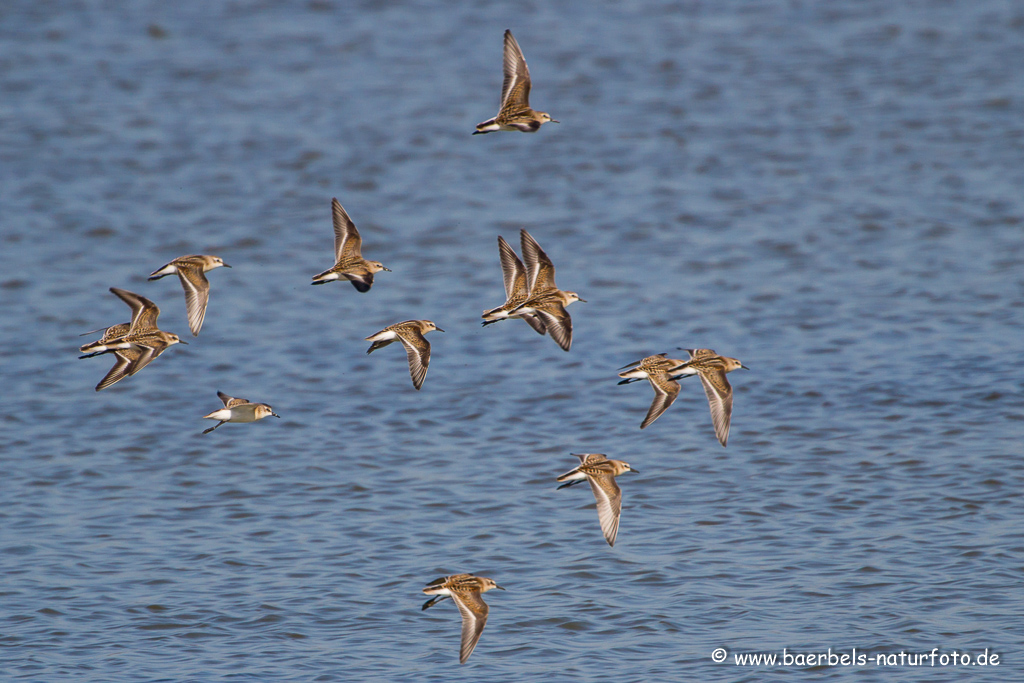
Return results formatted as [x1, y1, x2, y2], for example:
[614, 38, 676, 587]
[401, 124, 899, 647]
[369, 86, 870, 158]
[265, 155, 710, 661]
[474, 30, 558, 134]
[422, 573, 505, 664]
[481, 235, 546, 335]
[148, 254, 230, 336]
[202, 391, 280, 434]
[311, 198, 390, 292]
[365, 319, 443, 390]
[670, 348, 748, 447]
[78, 288, 186, 390]
[617, 353, 689, 429]
[509, 230, 584, 351]
[556, 453, 638, 547]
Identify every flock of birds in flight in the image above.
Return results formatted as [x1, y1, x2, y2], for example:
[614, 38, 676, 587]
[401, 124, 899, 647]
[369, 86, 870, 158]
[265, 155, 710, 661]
[76, 30, 747, 664]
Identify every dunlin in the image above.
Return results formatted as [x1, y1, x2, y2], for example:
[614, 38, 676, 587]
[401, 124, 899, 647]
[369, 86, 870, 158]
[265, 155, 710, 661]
[510, 230, 584, 351]
[481, 235, 546, 335]
[671, 348, 748, 447]
[617, 353, 689, 429]
[311, 198, 390, 292]
[474, 30, 558, 134]
[78, 289, 163, 356]
[78, 288, 186, 390]
[556, 453, 637, 547]
[202, 391, 280, 434]
[422, 573, 505, 664]
[148, 254, 230, 336]
[365, 320, 443, 390]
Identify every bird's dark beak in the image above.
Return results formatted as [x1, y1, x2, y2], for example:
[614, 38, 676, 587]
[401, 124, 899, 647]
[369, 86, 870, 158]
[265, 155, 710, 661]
[578, 297, 587, 303]
[495, 585, 506, 590]
[629, 468, 639, 474]
[551, 119, 560, 123]
[223, 263, 232, 268]
[435, 327, 445, 333]
[180, 340, 189, 345]
[382, 266, 392, 272]
[741, 365, 750, 370]
[273, 412, 281, 418]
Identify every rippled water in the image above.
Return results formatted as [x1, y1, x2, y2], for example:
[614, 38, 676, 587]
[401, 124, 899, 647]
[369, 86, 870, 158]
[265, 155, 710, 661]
[3, 1, 1023, 680]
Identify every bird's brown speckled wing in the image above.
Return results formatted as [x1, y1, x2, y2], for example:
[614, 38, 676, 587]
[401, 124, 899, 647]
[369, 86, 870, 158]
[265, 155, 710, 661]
[640, 372, 680, 429]
[698, 368, 734, 446]
[500, 29, 531, 110]
[452, 590, 489, 664]
[176, 266, 211, 336]
[332, 198, 363, 262]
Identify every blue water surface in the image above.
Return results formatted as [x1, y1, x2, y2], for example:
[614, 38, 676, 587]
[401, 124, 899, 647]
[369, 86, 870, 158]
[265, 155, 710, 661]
[2, 1, 1023, 681]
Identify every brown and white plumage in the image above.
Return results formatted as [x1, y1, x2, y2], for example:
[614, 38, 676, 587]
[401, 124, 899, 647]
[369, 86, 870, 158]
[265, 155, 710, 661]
[556, 453, 637, 547]
[78, 289, 162, 356]
[79, 321, 131, 344]
[670, 348, 748, 447]
[78, 288, 186, 390]
[422, 573, 505, 664]
[519, 229, 559, 294]
[365, 320, 443, 390]
[311, 198, 390, 292]
[617, 353, 689, 429]
[481, 235, 546, 335]
[202, 391, 279, 434]
[93, 346, 145, 391]
[80, 322, 133, 388]
[473, 30, 558, 134]
[510, 230, 584, 351]
[514, 291, 580, 351]
[148, 254, 230, 336]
